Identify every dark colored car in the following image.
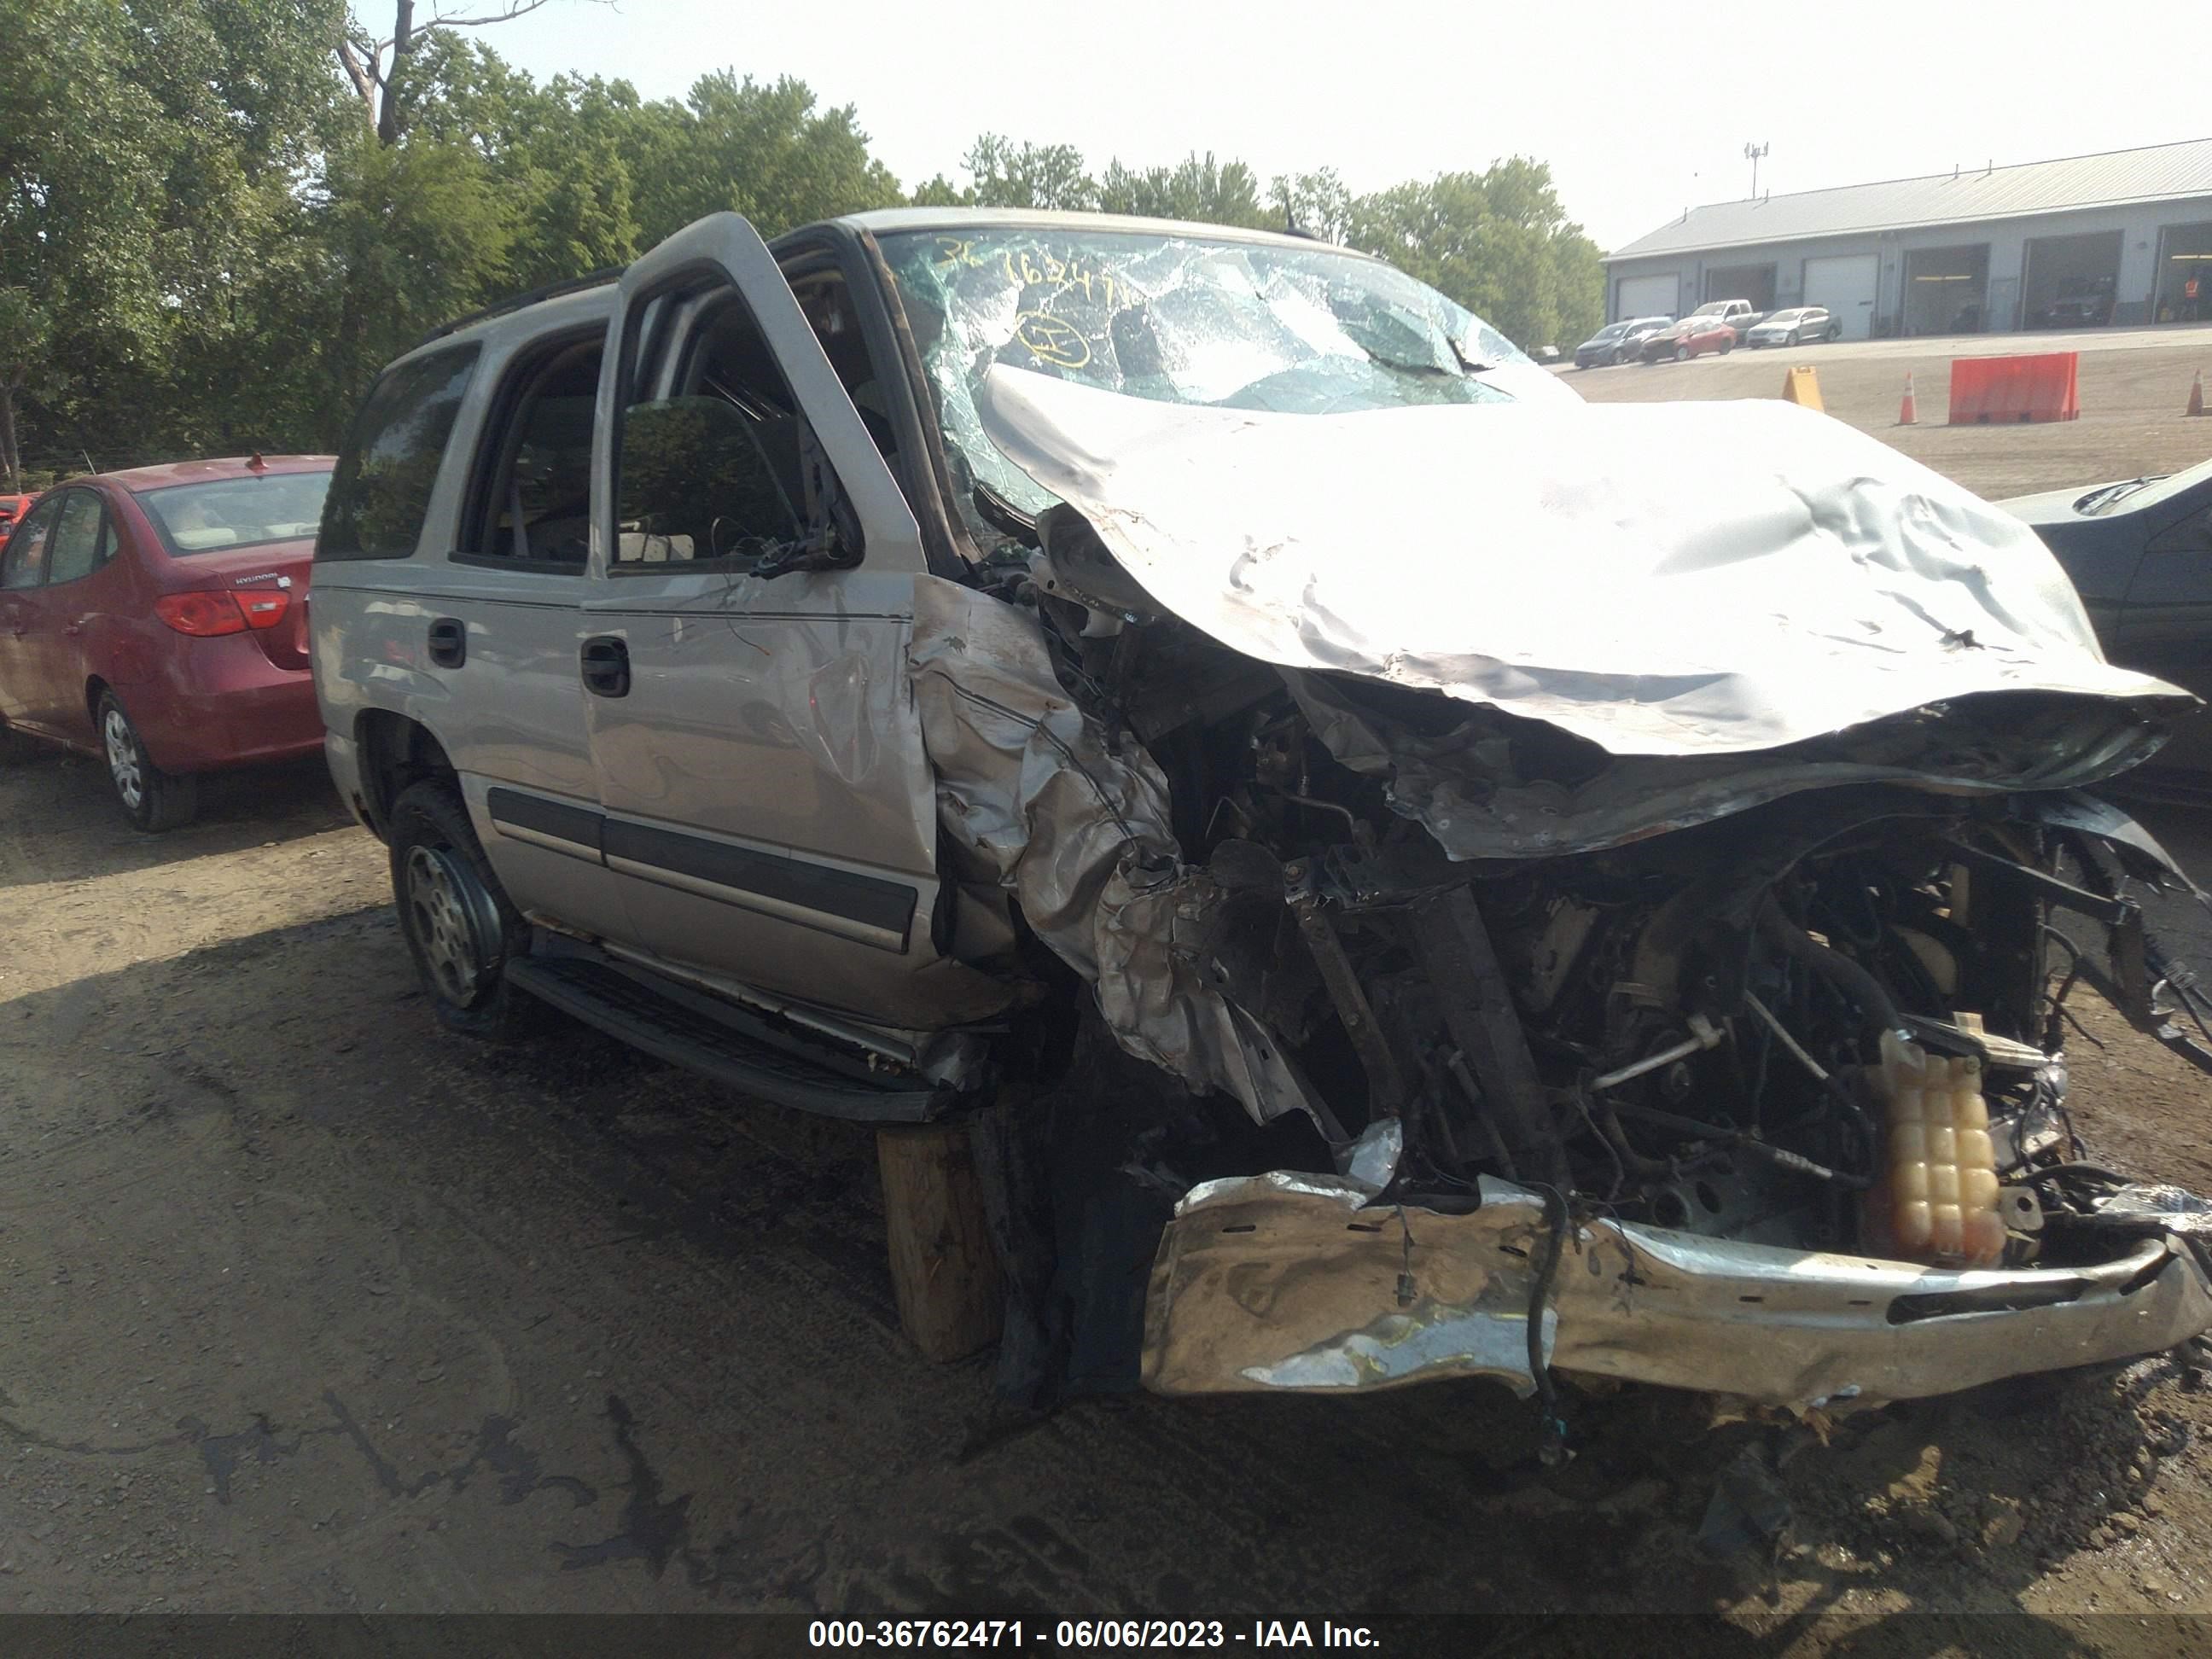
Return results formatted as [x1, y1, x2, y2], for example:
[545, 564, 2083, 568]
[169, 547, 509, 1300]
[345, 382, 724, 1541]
[2034, 277, 2116, 329]
[1639, 315, 1736, 363]
[0, 455, 334, 829]
[2000, 455, 2212, 775]
[1574, 315, 1671, 368]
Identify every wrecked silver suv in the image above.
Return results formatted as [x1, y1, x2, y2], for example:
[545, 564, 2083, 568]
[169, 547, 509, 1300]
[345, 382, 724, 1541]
[311, 208, 2212, 1426]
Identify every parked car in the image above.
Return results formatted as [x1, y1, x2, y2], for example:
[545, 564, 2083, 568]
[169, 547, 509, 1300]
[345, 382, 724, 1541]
[1639, 314, 1738, 361]
[1745, 306, 1840, 347]
[315, 207, 2212, 1420]
[0, 456, 333, 829]
[1574, 315, 1671, 369]
[2000, 454, 2212, 777]
[1688, 297, 1766, 335]
[0, 493, 32, 550]
[2034, 276, 2115, 329]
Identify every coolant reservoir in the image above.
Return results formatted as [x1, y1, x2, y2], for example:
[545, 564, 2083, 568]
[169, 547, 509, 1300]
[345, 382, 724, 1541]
[1866, 1029, 2005, 1267]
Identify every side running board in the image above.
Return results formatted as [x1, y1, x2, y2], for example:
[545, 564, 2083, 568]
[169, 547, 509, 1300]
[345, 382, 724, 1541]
[504, 953, 957, 1123]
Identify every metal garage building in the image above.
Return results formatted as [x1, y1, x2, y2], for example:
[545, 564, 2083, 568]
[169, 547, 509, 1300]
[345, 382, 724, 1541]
[1605, 138, 2212, 339]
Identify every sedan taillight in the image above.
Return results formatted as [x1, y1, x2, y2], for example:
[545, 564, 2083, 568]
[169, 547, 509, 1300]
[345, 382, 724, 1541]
[154, 589, 289, 636]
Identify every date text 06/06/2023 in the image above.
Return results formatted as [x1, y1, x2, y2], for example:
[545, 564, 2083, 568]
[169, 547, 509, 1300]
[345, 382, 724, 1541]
[806, 1620, 1382, 1649]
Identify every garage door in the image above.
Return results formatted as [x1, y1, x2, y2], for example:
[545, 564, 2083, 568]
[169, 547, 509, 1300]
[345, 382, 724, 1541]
[1802, 254, 1879, 340]
[1615, 273, 1679, 321]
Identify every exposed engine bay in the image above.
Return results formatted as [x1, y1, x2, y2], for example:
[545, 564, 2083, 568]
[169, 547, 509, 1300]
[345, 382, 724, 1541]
[911, 454, 2212, 1417]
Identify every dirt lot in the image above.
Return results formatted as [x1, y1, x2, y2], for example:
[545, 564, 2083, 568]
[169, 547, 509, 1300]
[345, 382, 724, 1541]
[8, 337, 2212, 1650]
[1559, 323, 2212, 499]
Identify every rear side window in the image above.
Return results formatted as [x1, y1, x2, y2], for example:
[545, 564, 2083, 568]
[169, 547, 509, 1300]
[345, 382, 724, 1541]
[45, 491, 110, 584]
[318, 344, 481, 561]
[0, 494, 59, 589]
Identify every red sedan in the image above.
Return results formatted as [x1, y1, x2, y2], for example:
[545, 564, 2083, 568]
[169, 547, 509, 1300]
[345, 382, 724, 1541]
[0, 456, 333, 830]
[1638, 317, 1738, 364]
[0, 493, 32, 550]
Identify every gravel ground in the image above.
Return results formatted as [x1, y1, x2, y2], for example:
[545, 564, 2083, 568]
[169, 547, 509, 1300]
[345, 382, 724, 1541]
[4, 334, 2212, 1648]
[1557, 322, 2212, 498]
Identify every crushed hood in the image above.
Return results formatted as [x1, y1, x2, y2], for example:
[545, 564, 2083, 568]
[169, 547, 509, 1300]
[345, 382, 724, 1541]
[975, 366, 2189, 760]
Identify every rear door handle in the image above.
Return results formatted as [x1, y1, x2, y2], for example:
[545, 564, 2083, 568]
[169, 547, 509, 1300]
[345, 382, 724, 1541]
[427, 616, 466, 668]
[581, 635, 630, 698]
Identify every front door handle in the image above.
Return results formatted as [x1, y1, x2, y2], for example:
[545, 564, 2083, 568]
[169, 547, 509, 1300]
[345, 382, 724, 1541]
[581, 635, 630, 698]
[427, 616, 467, 668]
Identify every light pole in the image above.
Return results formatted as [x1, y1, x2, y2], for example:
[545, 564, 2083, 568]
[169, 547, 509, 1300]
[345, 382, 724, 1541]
[1744, 142, 1769, 199]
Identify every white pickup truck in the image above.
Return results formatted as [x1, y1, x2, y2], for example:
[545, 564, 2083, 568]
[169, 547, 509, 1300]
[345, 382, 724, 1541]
[1689, 297, 1765, 336]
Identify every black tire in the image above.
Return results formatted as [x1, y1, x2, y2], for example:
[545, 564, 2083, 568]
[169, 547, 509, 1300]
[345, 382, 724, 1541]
[1827, 323, 1842, 341]
[96, 692, 198, 831]
[1720, 337, 1734, 354]
[387, 778, 542, 1041]
[1675, 344, 1691, 362]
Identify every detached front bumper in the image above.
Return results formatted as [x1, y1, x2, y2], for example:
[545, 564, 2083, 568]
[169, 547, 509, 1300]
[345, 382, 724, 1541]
[1142, 1173, 2212, 1411]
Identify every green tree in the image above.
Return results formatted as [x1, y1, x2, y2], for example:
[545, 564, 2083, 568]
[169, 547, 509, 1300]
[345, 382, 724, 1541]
[338, 0, 614, 144]
[307, 131, 519, 435]
[0, 0, 349, 485]
[1345, 158, 1601, 351]
[962, 135, 1097, 212]
[1096, 153, 1267, 228]
[1268, 168, 1353, 242]
[631, 73, 904, 243]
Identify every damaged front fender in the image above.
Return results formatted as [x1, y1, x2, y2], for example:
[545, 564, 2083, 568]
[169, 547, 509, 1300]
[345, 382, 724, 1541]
[1144, 1173, 2212, 1411]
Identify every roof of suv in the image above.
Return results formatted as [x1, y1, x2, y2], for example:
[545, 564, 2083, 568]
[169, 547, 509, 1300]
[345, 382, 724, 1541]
[828, 205, 1364, 255]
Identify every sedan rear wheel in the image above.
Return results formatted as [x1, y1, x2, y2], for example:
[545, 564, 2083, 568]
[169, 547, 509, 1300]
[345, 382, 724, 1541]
[97, 693, 198, 832]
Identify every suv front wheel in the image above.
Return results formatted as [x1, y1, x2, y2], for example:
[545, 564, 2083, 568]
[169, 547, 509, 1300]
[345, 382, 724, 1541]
[388, 779, 541, 1040]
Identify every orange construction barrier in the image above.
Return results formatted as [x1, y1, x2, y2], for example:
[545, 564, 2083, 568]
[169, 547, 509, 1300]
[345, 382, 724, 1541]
[1780, 364, 1823, 411]
[1898, 372, 1918, 425]
[1947, 352, 2079, 424]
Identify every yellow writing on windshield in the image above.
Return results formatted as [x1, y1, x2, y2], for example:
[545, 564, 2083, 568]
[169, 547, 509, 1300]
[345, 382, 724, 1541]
[1012, 311, 1091, 369]
[930, 237, 1133, 311]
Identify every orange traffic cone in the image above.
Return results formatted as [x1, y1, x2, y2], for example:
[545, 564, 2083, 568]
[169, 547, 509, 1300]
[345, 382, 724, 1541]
[2189, 370, 2205, 417]
[1898, 372, 1918, 426]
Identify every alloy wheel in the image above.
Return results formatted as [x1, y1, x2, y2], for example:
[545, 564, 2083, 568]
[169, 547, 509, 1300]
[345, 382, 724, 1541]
[405, 843, 500, 1006]
[103, 707, 143, 811]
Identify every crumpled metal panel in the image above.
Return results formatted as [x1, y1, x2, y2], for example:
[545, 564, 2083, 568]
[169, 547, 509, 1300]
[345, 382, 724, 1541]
[976, 364, 2192, 760]
[909, 575, 1321, 1125]
[1144, 1172, 2212, 1409]
[1289, 672, 2173, 860]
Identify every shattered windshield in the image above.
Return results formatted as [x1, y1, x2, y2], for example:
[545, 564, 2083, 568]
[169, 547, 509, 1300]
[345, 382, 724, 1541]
[880, 226, 1525, 539]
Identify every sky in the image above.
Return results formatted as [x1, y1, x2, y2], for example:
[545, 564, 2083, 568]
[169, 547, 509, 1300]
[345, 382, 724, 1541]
[490, 0, 2212, 252]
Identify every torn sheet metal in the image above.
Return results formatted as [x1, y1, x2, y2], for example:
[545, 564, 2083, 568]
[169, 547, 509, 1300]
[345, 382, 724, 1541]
[1288, 669, 2170, 860]
[976, 364, 2192, 760]
[1143, 1172, 2212, 1409]
[909, 575, 1318, 1125]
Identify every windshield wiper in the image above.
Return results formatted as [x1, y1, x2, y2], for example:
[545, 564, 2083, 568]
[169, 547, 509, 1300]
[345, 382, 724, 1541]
[972, 480, 1040, 548]
[1447, 336, 1498, 375]
[2076, 476, 2157, 515]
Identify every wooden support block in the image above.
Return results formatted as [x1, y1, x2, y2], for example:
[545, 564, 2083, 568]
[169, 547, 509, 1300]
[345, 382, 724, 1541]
[877, 1119, 1004, 1363]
